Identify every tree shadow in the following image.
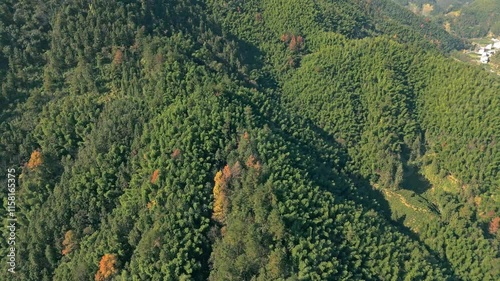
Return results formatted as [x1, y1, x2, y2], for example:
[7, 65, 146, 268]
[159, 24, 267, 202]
[269, 112, 459, 278]
[230, 83, 459, 278]
[402, 164, 432, 195]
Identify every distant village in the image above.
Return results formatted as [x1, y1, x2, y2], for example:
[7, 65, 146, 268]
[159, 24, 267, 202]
[476, 39, 500, 64]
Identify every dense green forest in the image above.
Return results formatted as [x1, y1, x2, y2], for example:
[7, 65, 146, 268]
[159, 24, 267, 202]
[0, 0, 499, 280]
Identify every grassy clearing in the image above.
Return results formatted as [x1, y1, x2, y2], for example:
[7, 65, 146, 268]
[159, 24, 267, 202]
[471, 37, 495, 45]
[421, 165, 461, 194]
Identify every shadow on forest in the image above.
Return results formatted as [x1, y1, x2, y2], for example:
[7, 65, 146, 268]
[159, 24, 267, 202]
[230, 77, 459, 279]
[268, 109, 458, 278]
[402, 164, 432, 195]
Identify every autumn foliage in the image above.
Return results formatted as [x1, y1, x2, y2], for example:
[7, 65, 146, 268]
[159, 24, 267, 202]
[289, 36, 298, 51]
[222, 164, 232, 179]
[245, 155, 261, 172]
[95, 254, 118, 281]
[171, 148, 181, 159]
[212, 171, 227, 223]
[112, 49, 123, 65]
[422, 4, 434, 16]
[61, 230, 77, 256]
[280, 33, 304, 52]
[280, 33, 291, 43]
[27, 150, 43, 169]
[489, 217, 500, 234]
[212, 165, 232, 223]
[151, 169, 160, 184]
[147, 199, 157, 210]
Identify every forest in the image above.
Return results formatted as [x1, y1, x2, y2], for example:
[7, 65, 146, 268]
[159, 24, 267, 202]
[0, 0, 499, 280]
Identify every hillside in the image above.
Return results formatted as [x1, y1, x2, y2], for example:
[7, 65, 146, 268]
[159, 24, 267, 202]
[1, 0, 499, 280]
[448, 0, 500, 38]
[394, 0, 500, 38]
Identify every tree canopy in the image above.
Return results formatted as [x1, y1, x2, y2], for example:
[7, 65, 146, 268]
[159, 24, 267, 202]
[0, 0, 499, 280]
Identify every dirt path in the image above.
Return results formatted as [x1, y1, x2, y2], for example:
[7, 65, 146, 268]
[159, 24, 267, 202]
[382, 189, 430, 214]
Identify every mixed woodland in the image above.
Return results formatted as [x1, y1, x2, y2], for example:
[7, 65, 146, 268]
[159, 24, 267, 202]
[0, 0, 499, 280]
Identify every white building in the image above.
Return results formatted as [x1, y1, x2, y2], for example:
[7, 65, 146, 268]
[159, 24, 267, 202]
[474, 40, 499, 64]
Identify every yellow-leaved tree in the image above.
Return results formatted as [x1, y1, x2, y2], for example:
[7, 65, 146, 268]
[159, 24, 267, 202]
[212, 165, 232, 223]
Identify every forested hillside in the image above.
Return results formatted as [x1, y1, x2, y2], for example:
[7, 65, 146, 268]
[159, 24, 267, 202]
[448, 0, 500, 38]
[1, 0, 499, 280]
[394, 0, 500, 38]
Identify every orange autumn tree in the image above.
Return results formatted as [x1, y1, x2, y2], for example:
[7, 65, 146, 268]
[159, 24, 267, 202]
[489, 217, 500, 234]
[243, 131, 249, 140]
[151, 169, 159, 184]
[95, 254, 118, 281]
[222, 164, 232, 179]
[27, 150, 43, 169]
